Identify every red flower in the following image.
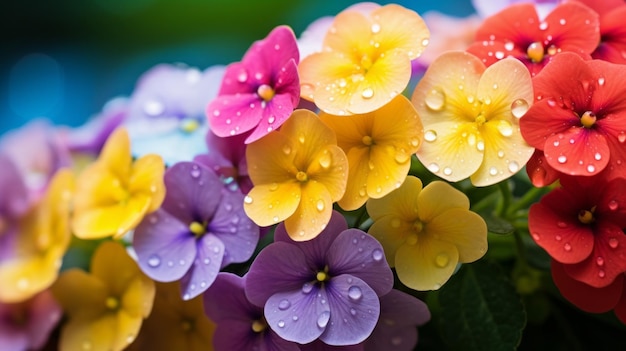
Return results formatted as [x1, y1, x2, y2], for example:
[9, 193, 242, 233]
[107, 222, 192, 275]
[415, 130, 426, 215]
[574, 0, 626, 64]
[466, 2, 599, 76]
[529, 175, 626, 288]
[525, 149, 561, 187]
[520, 52, 626, 180]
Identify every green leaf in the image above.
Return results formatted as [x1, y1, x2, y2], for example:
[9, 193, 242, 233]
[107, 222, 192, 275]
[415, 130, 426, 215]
[483, 213, 515, 235]
[439, 260, 526, 351]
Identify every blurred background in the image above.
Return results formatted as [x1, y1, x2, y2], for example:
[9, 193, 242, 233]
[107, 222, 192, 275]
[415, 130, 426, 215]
[0, 0, 475, 134]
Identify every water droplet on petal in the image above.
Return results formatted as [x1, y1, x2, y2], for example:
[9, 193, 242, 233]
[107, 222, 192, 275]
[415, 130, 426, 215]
[508, 161, 520, 173]
[269, 183, 278, 191]
[350, 308, 357, 316]
[608, 200, 619, 210]
[278, 299, 291, 310]
[372, 249, 383, 261]
[587, 164, 595, 173]
[371, 23, 381, 34]
[318, 152, 331, 169]
[424, 130, 437, 142]
[609, 238, 619, 249]
[237, 70, 248, 83]
[557, 221, 567, 228]
[362, 88, 374, 99]
[147, 255, 161, 267]
[316, 200, 325, 212]
[557, 155, 567, 163]
[435, 253, 449, 268]
[443, 167, 452, 176]
[190, 167, 201, 178]
[244, 196, 253, 204]
[497, 120, 514, 137]
[598, 270, 606, 278]
[564, 243, 572, 252]
[317, 311, 330, 328]
[282, 145, 292, 155]
[348, 286, 363, 301]
[596, 257, 604, 266]
[277, 320, 285, 328]
[302, 282, 313, 294]
[428, 163, 440, 173]
[489, 167, 498, 176]
[425, 88, 445, 111]
[511, 99, 529, 118]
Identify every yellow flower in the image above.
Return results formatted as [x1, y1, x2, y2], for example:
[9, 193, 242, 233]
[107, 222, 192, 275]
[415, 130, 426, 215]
[0, 169, 74, 303]
[72, 127, 165, 239]
[299, 3, 429, 115]
[244, 109, 348, 241]
[319, 95, 423, 210]
[367, 176, 487, 290]
[127, 282, 215, 351]
[52, 241, 156, 351]
[411, 51, 534, 186]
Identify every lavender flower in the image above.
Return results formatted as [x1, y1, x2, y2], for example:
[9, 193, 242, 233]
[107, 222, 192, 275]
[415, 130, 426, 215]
[133, 161, 259, 300]
[245, 211, 393, 346]
[0, 153, 29, 261]
[204, 272, 300, 351]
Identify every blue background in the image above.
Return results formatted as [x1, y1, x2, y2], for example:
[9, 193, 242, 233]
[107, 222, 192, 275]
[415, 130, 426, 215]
[0, 0, 475, 134]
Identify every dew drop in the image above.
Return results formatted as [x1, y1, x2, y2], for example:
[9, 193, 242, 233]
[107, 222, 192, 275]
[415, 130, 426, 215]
[302, 282, 314, 294]
[244, 196, 253, 204]
[557, 155, 567, 164]
[504, 41, 515, 51]
[557, 221, 567, 228]
[531, 233, 540, 241]
[317, 311, 331, 328]
[278, 299, 291, 310]
[497, 150, 505, 158]
[371, 23, 381, 33]
[424, 130, 437, 142]
[298, 133, 306, 144]
[427, 163, 440, 173]
[477, 140, 485, 151]
[190, 168, 201, 178]
[277, 320, 285, 328]
[348, 286, 363, 301]
[619, 132, 626, 143]
[508, 161, 520, 173]
[495, 51, 505, 59]
[511, 99, 529, 118]
[608, 200, 619, 210]
[559, 18, 566, 25]
[489, 167, 498, 176]
[609, 238, 619, 249]
[587, 164, 595, 173]
[282, 145, 292, 155]
[350, 308, 357, 316]
[598, 270, 606, 278]
[435, 253, 449, 268]
[598, 77, 605, 86]
[237, 70, 248, 83]
[425, 88, 445, 111]
[147, 255, 161, 268]
[316, 200, 325, 212]
[497, 120, 514, 137]
[555, 235, 562, 241]
[372, 249, 383, 262]
[318, 152, 331, 169]
[443, 167, 452, 176]
[594, 153, 602, 161]
[362, 88, 374, 99]
[269, 183, 278, 191]
[596, 256, 604, 266]
[203, 258, 211, 265]
[564, 243, 572, 252]
[539, 22, 548, 30]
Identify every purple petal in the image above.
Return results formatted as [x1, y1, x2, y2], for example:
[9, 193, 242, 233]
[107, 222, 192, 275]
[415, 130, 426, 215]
[179, 234, 224, 300]
[25, 290, 63, 349]
[208, 188, 259, 266]
[204, 273, 261, 323]
[365, 325, 417, 351]
[161, 161, 222, 224]
[326, 229, 393, 297]
[67, 97, 128, 155]
[245, 242, 314, 307]
[274, 210, 349, 267]
[246, 91, 297, 144]
[212, 321, 265, 350]
[319, 274, 380, 346]
[301, 339, 364, 351]
[133, 210, 196, 282]
[0, 153, 28, 218]
[264, 286, 329, 344]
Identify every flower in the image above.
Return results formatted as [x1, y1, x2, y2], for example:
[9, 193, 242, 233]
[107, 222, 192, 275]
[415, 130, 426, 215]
[51, 241, 156, 351]
[72, 127, 166, 239]
[298, 3, 429, 115]
[123, 64, 225, 165]
[471, 0, 559, 20]
[411, 51, 534, 186]
[133, 161, 259, 300]
[0, 289, 62, 351]
[524, 149, 561, 187]
[520, 52, 626, 180]
[573, 0, 626, 64]
[0, 167, 74, 303]
[203, 272, 299, 351]
[127, 281, 215, 351]
[319, 95, 423, 210]
[245, 211, 394, 346]
[364, 289, 431, 351]
[207, 25, 300, 144]
[466, 2, 599, 76]
[528, 175, 626, 287]
[244, 109, 348, 241]
[367, 176, 488, 290]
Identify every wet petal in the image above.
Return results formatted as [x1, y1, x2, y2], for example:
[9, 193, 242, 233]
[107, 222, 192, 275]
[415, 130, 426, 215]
[284, 181, 333, 241]
[367, 216, 413, 267]
[525, 149, 561, 187]
[543, 128, 609, 176]
[367, 176, 422, 220]
[417, 180, 469, 222]
[319, 274, 380, 346]
[207, 93, 262, 139]
[128, 154, 165, 212]
[179, 234, 224, 300]
[243, 181, 301, 227]
[338, 147, 371, 210]
[369, 4, 429, 60]
[247, 90, 297, 144]
[395, 235, 459, 291]
[426, 208, 488, 263]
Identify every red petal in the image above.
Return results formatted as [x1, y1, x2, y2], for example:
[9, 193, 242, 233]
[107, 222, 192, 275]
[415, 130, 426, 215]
[545, 2, 600, 55]
[474, 4, 542, 44]
[551, 260, 623, 313]
[543, 127, 610, 176]
[519, 100, 579, 149]
[525, 149, 561, 187]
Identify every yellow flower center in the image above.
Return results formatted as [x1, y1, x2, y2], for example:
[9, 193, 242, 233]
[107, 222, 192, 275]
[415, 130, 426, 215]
[413, 220, 424, 233]
[475, 113, 486, 126]
[251, 319, 266, 333]
[580, 111, 596, 128]
[316, 265, 330, 282]
[578, 207, 595, 224]
[362, 135, 374, 146]
[105, 296, 120, 310]
[526, 42, 544, 63]
[406, 234, 418, 245]
[179, 118, 200, 133]
[360, 55, 373, 71]
[257, 84, 275, 102]
[189, 221, 206, 237]
[296, 171, 308, 182]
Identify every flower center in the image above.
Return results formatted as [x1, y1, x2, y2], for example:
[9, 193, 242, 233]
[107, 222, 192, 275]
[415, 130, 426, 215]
[179, 118, 200, 133]
[189, 221, 206, 237]
[180, 320, 193, 332]
[296, 171, 308, 182]
[251, 319, 266, 333]
[257, 84, 275, 102]
[578, 207, 596, 224]
[360, 55, 373, 71]
[580, 111, 596, 128]
[475, 113, 486, 126]
[316, 265, 330, 282]
[526, 42, 544, 63]
[413, 220, 424, 233]
[362, 135, 373, 146]
[105, 296, 120, 311]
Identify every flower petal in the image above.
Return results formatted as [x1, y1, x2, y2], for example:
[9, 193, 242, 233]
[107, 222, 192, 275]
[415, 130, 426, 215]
[207, 93, 262, 138]
[395, 236, 459, 291]
[417, 180, 469, 222]
[247, 89, 297, 144]
[367, 216, 412, 267]
[51, 269, 107, 319]
[133, 210, 197, 282]
[543, 128, 609, 176]
[319, 274, 380, 346]
[427, 208, 487, 263]
[128, 154, 165, 212]
[368, 4, 429, 60]
[284, 180, 333, 241]
[179, 234, 224, 300]
[73, 195, 151, 240]
[326, 229, 393, 296]
[243, 181, 301, 227]
[337, 147, 370, 210]
[367, 176, 422, 220]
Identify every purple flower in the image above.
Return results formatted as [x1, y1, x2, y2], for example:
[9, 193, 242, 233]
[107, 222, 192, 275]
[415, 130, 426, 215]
[0, 153, 29, 261]
[204, 272, 300, 351]
[0, 289, 62, 351]
[245, 211, 393, 346]
[124, 64, 225, 165]
[207, 25, 300, 144]
[364, 290, 431, 351]
[133, 161, 259, 300]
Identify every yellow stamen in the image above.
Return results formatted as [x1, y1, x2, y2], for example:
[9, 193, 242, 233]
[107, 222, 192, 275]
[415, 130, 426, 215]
[580, 111, 596, 128]
[526, 42, 545, 62]
[316, 271, 328, 282]
[360, 55, 373, 71]
[180, 118, 200, 133]
[189, 221, 205, 236]
[362, 135, 373, 146]
[296, 171, 308, 182]
[180, 320, 193, 332]
[251, 320, 266, 333]
[105, 296, 119, 310]
[413, 221, 423, 233]
[257, 84, 275, 101]
[578, 209, 595, 224]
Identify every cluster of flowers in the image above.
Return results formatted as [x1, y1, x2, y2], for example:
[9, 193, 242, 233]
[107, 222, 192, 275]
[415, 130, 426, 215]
[1, 0, 626, 350]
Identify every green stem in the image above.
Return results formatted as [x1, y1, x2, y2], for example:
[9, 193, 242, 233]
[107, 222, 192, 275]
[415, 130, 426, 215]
[506, 186, 548, 217]
[497, 181, 512, 218]
[513, 230, 530, 270]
